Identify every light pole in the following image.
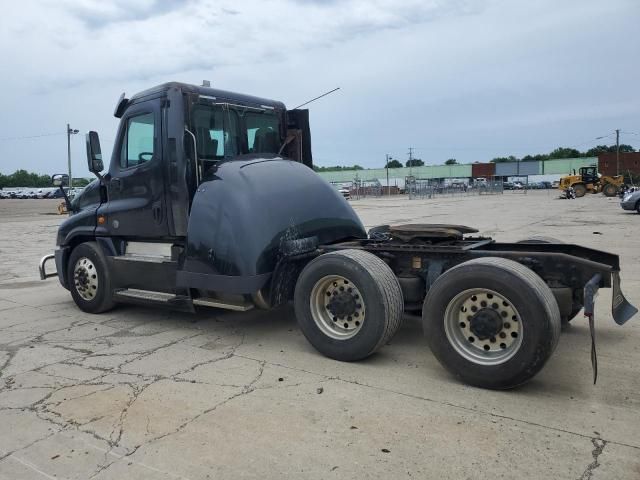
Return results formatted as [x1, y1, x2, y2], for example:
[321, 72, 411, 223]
[385, 154, 393, 196]
[67, 124, 79, 189]
[615, 128, 620, 176]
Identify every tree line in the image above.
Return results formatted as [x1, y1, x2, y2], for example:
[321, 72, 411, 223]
[489, 144, 635, 163]
[381, 144, 636, 168]
[0, 170, 91, 189]
[313, 165, 364, 172]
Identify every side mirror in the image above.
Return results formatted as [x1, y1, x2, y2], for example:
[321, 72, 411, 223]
[86, 131, 104, 174]
[52, 174, 69, 187]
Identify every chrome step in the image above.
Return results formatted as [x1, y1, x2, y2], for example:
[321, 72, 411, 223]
[193, 297, 254, 312]
[112, 254, 174, 264]
[114, 288, 176, 302]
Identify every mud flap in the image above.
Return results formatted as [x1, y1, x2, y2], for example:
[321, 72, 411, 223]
[611, 272, 638, 326]
[583, 274, 601, 385]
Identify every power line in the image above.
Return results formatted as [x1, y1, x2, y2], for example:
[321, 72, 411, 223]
[567, 132, 615, 150]
[386, 134, 623, 153]
[0, 132, 66, 142]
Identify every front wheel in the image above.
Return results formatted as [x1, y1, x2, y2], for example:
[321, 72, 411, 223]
[67, 242, 115, 314]
[573, 184, 587, 197]
[294, 249, 404, 361]
[602, 183, 618, 197]
[423, 257, 561, 389]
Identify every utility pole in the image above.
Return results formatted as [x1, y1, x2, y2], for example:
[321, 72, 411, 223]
[408, 147, 414, 178]
[615, 128, 620, 176]
[67, 124, 79, 189]
[385, 154, 390, 196]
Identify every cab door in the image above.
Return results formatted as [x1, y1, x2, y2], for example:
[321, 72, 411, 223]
[101, 99, 168, 239]
[581, 167, 598, 185]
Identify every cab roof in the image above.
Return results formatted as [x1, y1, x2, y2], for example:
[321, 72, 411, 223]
[128, 82, 286, 110]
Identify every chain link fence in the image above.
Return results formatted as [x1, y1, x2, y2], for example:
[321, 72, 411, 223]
[350, 180, 384, 199]
[407, 177, 503, 199]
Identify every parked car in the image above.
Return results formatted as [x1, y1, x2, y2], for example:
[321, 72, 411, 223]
[51, 188, 69, 199]
[620, 189, 640, 213]
[339, 187, 351, 200]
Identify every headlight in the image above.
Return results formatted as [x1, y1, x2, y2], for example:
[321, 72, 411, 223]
[623, 194, 632, 202]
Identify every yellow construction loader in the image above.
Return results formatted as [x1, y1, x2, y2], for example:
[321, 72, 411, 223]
[558, 166, 624, 198]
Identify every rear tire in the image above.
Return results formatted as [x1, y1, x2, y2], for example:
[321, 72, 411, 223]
[423, 257, 561, 389]
[294, 249, 403, 361]
[573, 184, 587, 197]
[517, 236, 563, 244]
[602, 183, 618, 197]
[67, 242, 115, 314]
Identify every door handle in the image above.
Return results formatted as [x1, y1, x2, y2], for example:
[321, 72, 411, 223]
[152, 202, 164, 224]
[110, 178, 122, 191]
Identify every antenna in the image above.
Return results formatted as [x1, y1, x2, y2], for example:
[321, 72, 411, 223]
[292, 87, 340, 109]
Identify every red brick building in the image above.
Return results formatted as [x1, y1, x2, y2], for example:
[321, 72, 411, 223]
[598, 152, 640, 176]
[471, 162, 495, 178]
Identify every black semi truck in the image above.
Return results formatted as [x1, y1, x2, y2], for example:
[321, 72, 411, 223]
[40, 82, 636, 389]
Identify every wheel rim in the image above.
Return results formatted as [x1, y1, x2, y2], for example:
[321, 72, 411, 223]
[310, 275, 365, 340]
[73, 257, 99, 301]
[444, 288, 523, 365]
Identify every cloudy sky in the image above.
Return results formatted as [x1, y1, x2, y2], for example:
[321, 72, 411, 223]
[0, 0, 638, 175]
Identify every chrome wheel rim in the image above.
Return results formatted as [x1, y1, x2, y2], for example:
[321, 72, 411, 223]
[444, 288, 522, 365]
[73, 257, 98, 301]
[310, 275, 365, 340]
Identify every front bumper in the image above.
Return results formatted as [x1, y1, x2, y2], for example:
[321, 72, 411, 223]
[39, 248, 70, 290]
[39, 254, 56, 280]
[620, 200, 637, 210]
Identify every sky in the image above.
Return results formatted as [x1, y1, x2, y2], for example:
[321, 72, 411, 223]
[0, 0, 638, 176]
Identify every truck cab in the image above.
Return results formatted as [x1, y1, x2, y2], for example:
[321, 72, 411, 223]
[40, 82, 636, 390]
[45, 82, 365, 313]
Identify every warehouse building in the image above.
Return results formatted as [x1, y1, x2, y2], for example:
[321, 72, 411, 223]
[598, 152, 640, 177]
[317, 157, 598, 185]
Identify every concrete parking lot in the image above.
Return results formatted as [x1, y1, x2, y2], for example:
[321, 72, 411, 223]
[0, 192, 638, 479]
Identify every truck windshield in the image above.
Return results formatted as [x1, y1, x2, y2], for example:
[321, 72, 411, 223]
[191, 104, 281, 161]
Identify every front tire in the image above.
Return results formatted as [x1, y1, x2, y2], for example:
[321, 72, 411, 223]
[423, 257, 561, 389]
[67, 242, 115, 314]
[294, 249, 403, 361]
[602, 183, 618, 197]
[573, 184, 587, 197]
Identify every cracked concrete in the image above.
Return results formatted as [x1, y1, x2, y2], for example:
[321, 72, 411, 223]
[0, 194, 639, 479]
[579, 437, 607, 480]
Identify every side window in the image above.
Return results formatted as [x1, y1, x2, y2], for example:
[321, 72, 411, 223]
[191, 106, 240, 159]
[246, 112, 280, 154]
[120, 113, 154, 168]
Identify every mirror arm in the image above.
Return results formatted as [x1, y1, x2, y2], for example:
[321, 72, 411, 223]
[60, 185, 72, 214]
[94, 170, 105, 186]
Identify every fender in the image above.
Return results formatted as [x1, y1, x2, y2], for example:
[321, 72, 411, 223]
[177, 157, 365, 294]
